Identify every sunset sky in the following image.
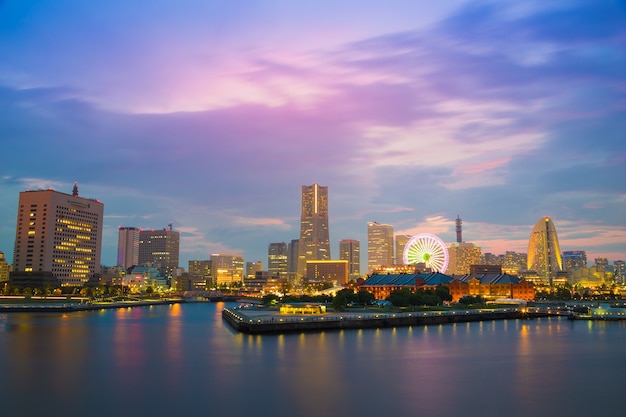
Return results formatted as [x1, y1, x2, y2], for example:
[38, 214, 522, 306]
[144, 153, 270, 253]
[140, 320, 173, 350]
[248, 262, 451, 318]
[1, 0, 624, 270]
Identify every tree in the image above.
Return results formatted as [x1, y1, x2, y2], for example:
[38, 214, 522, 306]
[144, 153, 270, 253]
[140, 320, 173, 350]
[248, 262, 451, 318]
[387, 288, 412, 307]
[332, 291, 348, 311]
[262, 293, 279, 305]
[435, 286, 453, 303]
[356, 289, 375, 305]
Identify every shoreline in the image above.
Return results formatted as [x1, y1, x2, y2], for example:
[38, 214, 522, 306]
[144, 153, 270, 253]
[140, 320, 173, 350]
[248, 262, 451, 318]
[0, 298, 183, 312]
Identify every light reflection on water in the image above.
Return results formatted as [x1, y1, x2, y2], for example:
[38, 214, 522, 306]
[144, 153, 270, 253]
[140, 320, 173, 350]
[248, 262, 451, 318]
[0, 303, 625, 417]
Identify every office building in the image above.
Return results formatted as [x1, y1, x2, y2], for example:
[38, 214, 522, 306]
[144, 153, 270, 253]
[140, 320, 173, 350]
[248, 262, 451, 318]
[305, 260, 349, 285]
[210, 254, 244, 286]
[12, 184, 104, 287]
[527, 216, 563, 285]
[138, 226, 180, 278]
[614, 260, 625, 283]
[297, 184, 330, 275]
[339, 239, 360, 280]
[0, 251, 9, 283]
[367, 222, 394, 273]
[562, 250, 587, 270]
[447, 242, 482, 275]
[395, 234, 411, 265]
[594, 257, 608, 273]
[287, 239, 299, 273]
[117, 226, 139, 269]
[246, 261, 263, 279]
[268, 243, 288, 277]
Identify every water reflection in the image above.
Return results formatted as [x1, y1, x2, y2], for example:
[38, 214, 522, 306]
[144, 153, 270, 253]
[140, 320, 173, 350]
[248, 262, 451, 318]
[0, 305, 625, 417]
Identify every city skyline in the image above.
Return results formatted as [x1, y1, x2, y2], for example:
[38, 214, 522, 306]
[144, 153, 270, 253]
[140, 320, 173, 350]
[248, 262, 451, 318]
[1, 1, 624, 269]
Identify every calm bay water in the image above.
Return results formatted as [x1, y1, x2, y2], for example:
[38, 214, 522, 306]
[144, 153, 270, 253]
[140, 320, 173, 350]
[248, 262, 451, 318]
[1, 302, 624, 417]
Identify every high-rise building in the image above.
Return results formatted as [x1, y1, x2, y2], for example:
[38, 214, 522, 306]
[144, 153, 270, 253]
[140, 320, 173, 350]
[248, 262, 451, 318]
[395, 234, 411, 265]
[210, 254, 244, 286]
[339, 239, 360, 280]
[447, 242, 482, 275]
[287, 239, 299, 273]
[594, 257, 608, 273]
[245, 261, 263, 279]
[562, 250, 587, 270]
[614, 260, 625, 283]
[268, 243, 288, 277]
[138, 226, 180, 278]
[12, 185, 104, 286]
[367, 222, 394, 273]
[0, 251, 9, 283]
[117, 226, 139, 269]
[527, 216, 563, 285]
[297, 184, 330, 276]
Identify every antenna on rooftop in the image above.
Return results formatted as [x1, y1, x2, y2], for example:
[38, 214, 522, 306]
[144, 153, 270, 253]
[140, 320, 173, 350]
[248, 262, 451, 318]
[168, 222, 173, 231]
[72, 182, 79, 197]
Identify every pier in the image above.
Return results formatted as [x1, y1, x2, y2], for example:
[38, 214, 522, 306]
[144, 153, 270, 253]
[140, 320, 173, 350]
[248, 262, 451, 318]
[222, 306, 553, 334]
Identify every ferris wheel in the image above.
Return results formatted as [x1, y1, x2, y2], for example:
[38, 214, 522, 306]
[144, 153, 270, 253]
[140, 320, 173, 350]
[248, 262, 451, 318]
[403, 233, 449, 273]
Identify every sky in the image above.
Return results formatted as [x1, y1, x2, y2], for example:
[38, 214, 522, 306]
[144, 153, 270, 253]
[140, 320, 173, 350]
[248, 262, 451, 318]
[1, 0, 625, 271]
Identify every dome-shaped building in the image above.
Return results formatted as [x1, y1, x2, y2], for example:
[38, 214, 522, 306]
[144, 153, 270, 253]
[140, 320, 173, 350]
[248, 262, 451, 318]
[527, 217, 563, 285]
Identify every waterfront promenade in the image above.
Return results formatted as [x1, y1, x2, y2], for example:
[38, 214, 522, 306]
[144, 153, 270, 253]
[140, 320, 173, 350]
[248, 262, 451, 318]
[222, 305, 552, 333]
[0, 296, 182, 312]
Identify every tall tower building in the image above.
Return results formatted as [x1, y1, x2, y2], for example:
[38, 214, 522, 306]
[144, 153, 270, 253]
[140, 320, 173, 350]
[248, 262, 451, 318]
[339, 239, 361, 280]
[12, 185, 104, 286]
[297, 184, 330, 276]
[268, 242, 288, 277]
[527, 216, 563, 285]
[456, 215, 463, 243]
[614, 260, 625, 283]
[117, 226, 139, 269]
[138, 226, 180, 278]
[367, 222, 394, 274]
[287, 239, 299, 273]
[395, 234, 411, 265]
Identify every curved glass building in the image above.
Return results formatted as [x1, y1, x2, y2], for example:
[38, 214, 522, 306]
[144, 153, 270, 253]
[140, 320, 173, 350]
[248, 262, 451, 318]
[527, 217, 563, 285]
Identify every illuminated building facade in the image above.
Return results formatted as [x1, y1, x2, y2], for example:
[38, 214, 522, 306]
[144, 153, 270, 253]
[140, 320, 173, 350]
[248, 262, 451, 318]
[246, 261, 263, 279]
[298, 184, 330, 276]
[12, 186, 104, 286]
[614, 260, 625, 283]
[138, 227, 180, 278]
[117, 226, 139, 269]
[367, 222, 394, 273]
[562, 250, 587, 270]
[305, 260, 349, 285]
[210, 254, 244, 286]
[594, 257, 608, 273]
[395, 234, 411, 265]
[268, 242, 288, 277]
[527, 217, 563, 285]
[0, 251, 9, 283]
[339, 239, 361, 280]
[446, 242, 482, 275]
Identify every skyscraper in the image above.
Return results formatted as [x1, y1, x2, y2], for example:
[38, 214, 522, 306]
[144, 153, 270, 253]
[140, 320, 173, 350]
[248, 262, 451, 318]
[339, 239, 360, 280]
[395, 234, 411, 265]
[138, 226, 180, 278]
[527, 216, 563, 285]
[367, 222, 394, 274]
[297, 184, 330, 276]
[117, 226, 139, 269]
[12, 185, 104, 286]
[268, 242, 288, 277]
[287, 239, 299, 273]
